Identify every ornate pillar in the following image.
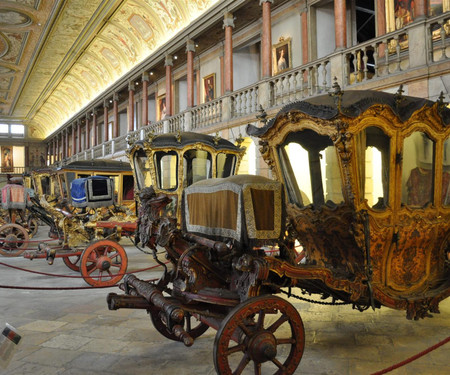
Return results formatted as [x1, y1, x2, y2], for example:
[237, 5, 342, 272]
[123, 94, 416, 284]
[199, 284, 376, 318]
[414, 0, 427, 20]
[334, 0, 346, 50]
[142, 73, 149, 126]
[128, 82, 135, 132]
[165, 54, 173, 117]
[113, 92, 119, 138]
[260, 0, 273, 78]
[104, 100, 109, 142]
[223, 13, 235, 93]
[85, 114, 90, 150]
[186, 40, 195, 108]
[93, 109, 98, 147]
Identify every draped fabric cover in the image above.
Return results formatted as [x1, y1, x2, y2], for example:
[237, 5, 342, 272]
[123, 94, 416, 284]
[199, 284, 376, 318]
[71, 176, 114, 208]
[183, 175, 283, 245]
[1, 184, 31, 209]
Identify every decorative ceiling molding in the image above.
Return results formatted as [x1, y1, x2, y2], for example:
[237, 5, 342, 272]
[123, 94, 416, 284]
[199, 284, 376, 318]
[0, 0, 221, 138]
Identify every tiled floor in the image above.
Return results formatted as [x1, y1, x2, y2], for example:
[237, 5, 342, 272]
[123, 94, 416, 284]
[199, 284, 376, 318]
[0, 226, 449, 374]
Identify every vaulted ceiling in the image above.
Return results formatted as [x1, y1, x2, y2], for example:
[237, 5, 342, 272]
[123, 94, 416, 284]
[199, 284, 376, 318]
[0, 0, 219, 140]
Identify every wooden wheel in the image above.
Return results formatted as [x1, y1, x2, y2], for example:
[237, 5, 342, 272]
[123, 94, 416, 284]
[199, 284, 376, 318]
[149, 306, 209, 341]
[80, 239, 128, 287]
[214, 295, 305, 375]
[63, 254, 95, 272]
[0, 223, 30, 257]
[27, 216, 39, 238]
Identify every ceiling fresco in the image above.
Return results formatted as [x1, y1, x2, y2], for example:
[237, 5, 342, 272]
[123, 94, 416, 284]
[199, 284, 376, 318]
[0, 0, 219, 139]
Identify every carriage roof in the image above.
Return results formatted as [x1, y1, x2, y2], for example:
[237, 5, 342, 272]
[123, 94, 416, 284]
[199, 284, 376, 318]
[56, 159, 132, 172]
[131, 131, 243, 152]
[248, 89, 450, 137]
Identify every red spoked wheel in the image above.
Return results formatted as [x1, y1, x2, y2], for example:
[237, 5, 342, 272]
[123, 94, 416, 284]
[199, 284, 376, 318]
[63, 254, 95, 272]
[149, 306, 209, 341]
[0, 223, 30, 257]
[80, 239, 128, 287]
[214, 295, 305, 375]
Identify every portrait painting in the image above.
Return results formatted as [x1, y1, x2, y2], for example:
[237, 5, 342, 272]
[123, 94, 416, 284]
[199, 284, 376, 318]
[1, 146, 13, 171]
[158, 95, 166, 121]
[272, 37, 291, 75]
[203, 73, 215, 103]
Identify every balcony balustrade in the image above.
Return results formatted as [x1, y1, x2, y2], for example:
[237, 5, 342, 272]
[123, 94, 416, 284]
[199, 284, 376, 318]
[49, 13, 449, 168]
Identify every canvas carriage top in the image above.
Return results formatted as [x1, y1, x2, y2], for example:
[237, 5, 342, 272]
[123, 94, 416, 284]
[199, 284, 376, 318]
[246, 88, 450, 318]
[128, 131, 246, 221]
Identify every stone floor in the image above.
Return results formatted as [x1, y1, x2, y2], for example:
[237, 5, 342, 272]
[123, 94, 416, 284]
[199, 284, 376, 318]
[0, 226, 449, 375]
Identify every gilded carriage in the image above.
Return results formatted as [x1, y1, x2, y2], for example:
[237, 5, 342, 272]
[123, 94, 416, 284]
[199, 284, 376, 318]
[107, 90, 450, 374]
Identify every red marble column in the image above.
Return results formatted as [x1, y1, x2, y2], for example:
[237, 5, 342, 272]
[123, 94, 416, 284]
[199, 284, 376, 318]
[52, 138, 56, 164]
[56, 136, 59, 162]
[165, 55, 173, 117]
[261, 0, 273, 78]
[223, 13, 235, 93]
[220, 55, 224, 96]
[376, 0, 387, 57]
[301, 9, 309, 64]
[113, 92, 119, 137]
[142, 73, 149, 126]
[104, 100, 109, 142]
[128, 82, 135, 132]
[186, 40, 195, 108]
[71, 124, 76, 156]
[334, 0, 347, 50]
[64, 129, 68, 159]
[77, 120, 81, 153]
[414, 0, 427, 20]
[93, 109, 98, 147]
[85, 114, 90, 150]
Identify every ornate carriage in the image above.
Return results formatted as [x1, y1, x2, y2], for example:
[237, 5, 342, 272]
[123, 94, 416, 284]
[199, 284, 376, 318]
[106, 90, 450, 374]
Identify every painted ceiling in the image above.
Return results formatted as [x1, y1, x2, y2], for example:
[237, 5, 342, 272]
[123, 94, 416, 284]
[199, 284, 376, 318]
[0, 0, 219, 139]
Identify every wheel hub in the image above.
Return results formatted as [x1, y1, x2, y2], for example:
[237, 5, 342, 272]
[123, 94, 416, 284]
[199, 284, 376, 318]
[5, 234, 18, 248]
[96, 256, 112, 270]
[247, 330, 277, 363]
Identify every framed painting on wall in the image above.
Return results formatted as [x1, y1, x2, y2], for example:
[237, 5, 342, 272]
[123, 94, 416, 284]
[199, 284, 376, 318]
[203, 73, 215, 103]
[1, 146, 13, 172]
[272, 37, 292, 75]
[157, 95, 166, 121]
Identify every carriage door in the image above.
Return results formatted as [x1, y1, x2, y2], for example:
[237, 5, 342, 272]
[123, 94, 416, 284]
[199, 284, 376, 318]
[387, 131, 437, 293]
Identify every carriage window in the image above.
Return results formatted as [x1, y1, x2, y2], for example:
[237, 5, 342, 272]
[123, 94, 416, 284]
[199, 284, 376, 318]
[278, 129, 343, 208]
[217, 153, 237, 178]
[51, 175, 61, 197]
[122, 175, 135, 201]
[133, 149, 152, 189]
[183, 150, 211, 186]
[356, 127, 390, 209]
[97, 174, 119, 203]
[40, 176, 51, 195]
[443, 137, 450, 207]
[401, 132, 435, 208]
[154, 151, 178, 191]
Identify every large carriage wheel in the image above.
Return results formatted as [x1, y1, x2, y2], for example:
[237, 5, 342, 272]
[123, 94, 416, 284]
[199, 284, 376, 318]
[214, 295, 305, 375]
[0, 223, 30, 257]
[80, 239, 128, 287]
[26, 216, 39, 238]
[63, 254, 95, 272]
[149, 307, 209, 341]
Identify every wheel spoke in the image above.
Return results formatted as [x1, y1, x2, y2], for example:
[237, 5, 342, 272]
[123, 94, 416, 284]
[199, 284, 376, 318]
[110, 262, 122, 268]
[87, 266, 97, 276]
[253, 362, 261, 375]
[225, 343, 245, 356]
[270, 356, 286, 371]
[267, 314, 288, 334]
[234, 353, 250, 375]
[256, 310, 265, 330]
[238, 322, 253, 337]
[276, 337, 296, 345]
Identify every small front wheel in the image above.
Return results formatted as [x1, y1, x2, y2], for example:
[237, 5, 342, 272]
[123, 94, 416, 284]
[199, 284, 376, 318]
[80, 239, 128, 287]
